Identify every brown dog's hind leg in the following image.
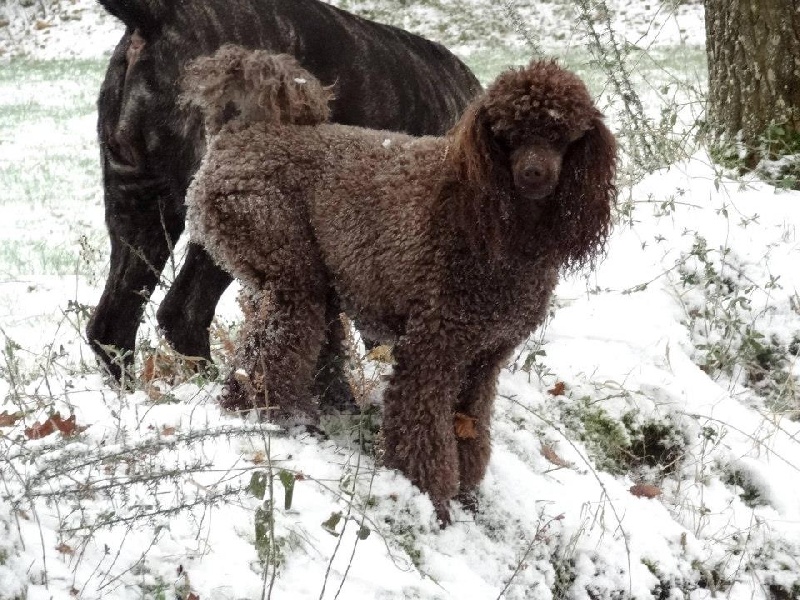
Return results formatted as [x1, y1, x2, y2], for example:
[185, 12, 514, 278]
[220, 285, 327, 424]
[313, 292, 358, 414]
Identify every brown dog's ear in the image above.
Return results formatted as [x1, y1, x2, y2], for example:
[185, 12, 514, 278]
[441, 102, 513, 259]
[447, 103, 497, 189]
[551, 117, 617, 269]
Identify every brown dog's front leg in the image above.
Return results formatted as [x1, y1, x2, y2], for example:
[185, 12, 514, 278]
[454, 344, 515, 509]
[381, 331, 463, 527]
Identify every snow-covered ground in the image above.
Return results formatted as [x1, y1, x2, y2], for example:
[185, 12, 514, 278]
[2, 2, 800, 600]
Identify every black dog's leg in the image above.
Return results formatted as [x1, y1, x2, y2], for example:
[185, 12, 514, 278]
[156, 242, 232, 362]
[87, 193, 184, 383]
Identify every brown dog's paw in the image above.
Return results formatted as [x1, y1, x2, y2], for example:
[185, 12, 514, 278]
[434, 500, 452, 528]
[455, 488, 480, 514]
[218, 369, 320, 425]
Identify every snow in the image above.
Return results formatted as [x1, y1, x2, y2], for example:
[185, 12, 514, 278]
[2, 1, 800, 600]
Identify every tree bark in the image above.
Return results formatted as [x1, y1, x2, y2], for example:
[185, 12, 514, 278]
[705, 0, 800, 167]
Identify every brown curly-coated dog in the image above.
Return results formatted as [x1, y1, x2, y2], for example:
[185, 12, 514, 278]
[183, 45, 617, 525]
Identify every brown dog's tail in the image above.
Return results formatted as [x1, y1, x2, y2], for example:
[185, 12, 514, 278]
[181, 45, 333, 135]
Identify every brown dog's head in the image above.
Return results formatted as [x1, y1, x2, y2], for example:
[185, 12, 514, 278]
[442, 59, 616, 268]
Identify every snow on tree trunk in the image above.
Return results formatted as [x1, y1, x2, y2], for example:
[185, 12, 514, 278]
[705, 0, 800, 167]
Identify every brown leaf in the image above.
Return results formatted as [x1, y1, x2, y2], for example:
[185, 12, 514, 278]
[186, 593, 200, 600]
[454, 412, 478, 439]
[548, 382, 566, 396]
[161, 425, 176, 437]
[25, 418, 56, 440]
[541, 443, 570, 468]
[142, 355, 156, 384]
[34, 19, 51, 30]
[630, 483, 662, 499]
[366, 345, 394, 364]
[0, 410, 23, 427]
[250, 451, 266, 465]
[25, 413, 85, 439]
[55, 542, 74, 555]
[51, 413, 82, 437]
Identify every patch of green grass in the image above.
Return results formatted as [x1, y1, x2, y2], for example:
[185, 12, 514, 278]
[0, 239, 79, 276]
[559, 397, 686, 477]
[0, 57, 107, 277]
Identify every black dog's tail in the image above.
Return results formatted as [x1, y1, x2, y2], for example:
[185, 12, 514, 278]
[181, 45, 333, 135]
[97, 0, 171, 34]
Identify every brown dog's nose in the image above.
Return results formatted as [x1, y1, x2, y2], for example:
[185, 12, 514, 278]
[511, 143, 563, 201]
[519, 164, 549, 187]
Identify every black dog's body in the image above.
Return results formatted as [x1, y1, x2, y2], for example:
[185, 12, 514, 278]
[90, 0, 481, 389]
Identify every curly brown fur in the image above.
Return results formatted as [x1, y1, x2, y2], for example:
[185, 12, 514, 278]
[185, 49, 617, 525]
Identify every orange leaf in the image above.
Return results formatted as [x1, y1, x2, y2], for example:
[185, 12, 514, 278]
[548, 382, 566, 396]
[630, 483, 662, 499]
[541, 443, 570, 468]
[0, 410, 23, 427]
[454, 412, 478, 439]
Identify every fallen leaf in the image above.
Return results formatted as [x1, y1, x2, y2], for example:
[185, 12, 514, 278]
[55, 542, 74, 555]
[186, 593, 200, 600]
[366, 344, 394, 364]
[142, 355, 156, 383]
[161, 425, 176, 436]
[630, 483, 662, 499]
[25, 418, 55, 440]
[541, 443, 570, 468]
[548, 381, 566, 396]
[25, 413, 85, 439]
[51, 413, 83, 437]
[34, 20, 51, 30]
[0, 410, 23, 427]
[454, 412, 478, 439]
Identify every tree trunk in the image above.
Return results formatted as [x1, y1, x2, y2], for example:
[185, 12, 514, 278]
[705, 0, 800, 167]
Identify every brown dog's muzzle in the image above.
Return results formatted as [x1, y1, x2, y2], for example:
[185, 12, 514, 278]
[511, 144, 564, 201]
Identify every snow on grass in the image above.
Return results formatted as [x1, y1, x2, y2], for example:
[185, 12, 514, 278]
[2, 1, 800, 599]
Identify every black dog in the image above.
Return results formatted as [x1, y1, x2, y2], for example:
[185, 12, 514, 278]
[89, 0, 481, 405]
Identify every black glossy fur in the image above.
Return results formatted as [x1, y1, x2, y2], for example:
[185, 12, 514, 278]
[89, 0, 481, 399]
